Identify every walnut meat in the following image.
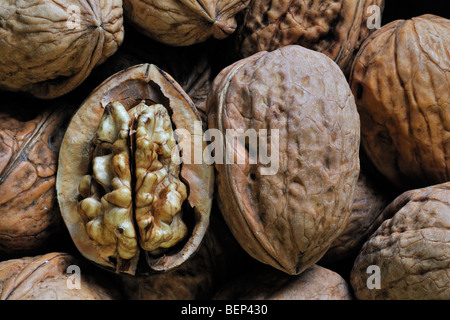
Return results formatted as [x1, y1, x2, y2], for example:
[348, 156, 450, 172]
[213, 264, 353, 300]
[235, 0, 385, 75]
[0, 252, 121, 300]
[0, 0, 124, 99]
[350, 182, 450, 300]
[207, 45, 360, 275]
[122, 0, 250, 46]
[0, 103, 71, 255]
[57, 64, 214, 275]
[349, 15, 450, 190]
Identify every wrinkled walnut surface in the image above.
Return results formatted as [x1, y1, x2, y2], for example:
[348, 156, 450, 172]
[350, 182, 450, 300]
[349, 14, 450, 190]
[213, 264, 353, 300]
[122, 0, 250, 46]
[57, 63, 214, 275]
[0, 0, 123, 99]
[0, 252, 121, 300]
[235, 0, 384, 75]
[207, 45, 360, 275]
[0, 104, 70, 255]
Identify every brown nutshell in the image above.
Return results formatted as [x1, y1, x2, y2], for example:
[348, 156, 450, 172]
[349, 14, 450, 190]
[207, 45, 360, 275]
[350, 182, 450, 300]
[0, 0, 124, 99]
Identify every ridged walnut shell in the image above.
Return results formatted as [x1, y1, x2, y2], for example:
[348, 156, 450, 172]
[122, 0, 251, 46]
[0, 252, 121, 300]
[0, 0, 124, 99]
[213, 264, 353, 300]
[56, 64, 214, 275]
[350, 182, 450, 300]
[235, 0, 384, 75]
[349, 15, 450, 190]
[0, 102, 71, 256]
[207, 45, 360, 275]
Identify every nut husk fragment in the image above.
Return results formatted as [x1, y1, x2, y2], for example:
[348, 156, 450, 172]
[235, 0, 385, 75]
[213, 264, 353, 300]
[122, 0, 251, 46]
[56, 64, 214, 276]
[0, 252, 122, 300]
[207, 45, 360, 275]
[0, 101, 71, 256]
[0, 0, 124, 99]
[349, 14, 450, 190]
[350, 182, 450, 300]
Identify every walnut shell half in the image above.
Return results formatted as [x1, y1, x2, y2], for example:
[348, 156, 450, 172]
[123, 0, 251, 46]
[207, 45, 360, 275]
[56, 64, 214, 275]
[0, 0, 124, 99]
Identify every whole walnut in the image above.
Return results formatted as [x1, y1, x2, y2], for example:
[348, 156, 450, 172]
[207, 45, 360, 275]
[0, 252, 122, 300]
[213, 264, 353, 300]
[57, 64, 214, 276]
[0, 0, 124, 99]
[0, 100, 72, 256]
[350, 182, 450, 300]
[234, 0, 385, 75]
[349, 14, 450, 190]
[122, 0, 251, 46]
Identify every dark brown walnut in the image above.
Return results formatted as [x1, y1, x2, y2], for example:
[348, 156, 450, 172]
[122, 0, 251, 46]
[207, 45, 361, 275]
[349, 15, 450, 190]
[56, 64, 214, 276]
[0, 102, 72, 256]
[321, 167, 392, 264]
[0, 0, 124, 99]
[213, 264, 353, 300]
[350, 182, 450, 300]
[0, 252, 122, 300]
[235, 0, 384, 75]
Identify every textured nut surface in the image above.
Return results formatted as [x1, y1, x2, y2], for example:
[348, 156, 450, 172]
[207, 45, 360, 275]
[123, 0, 250, 46]
[57, 64, 214, 275]
[349, 15, 450, 190]
[235, 0, 384, 75]
[213, 264, 353, 300]
[0, 252, 121, 300]
[0, 0, 123, 99]
[0, 104, 70, 255]
[350, 182, 450, 300]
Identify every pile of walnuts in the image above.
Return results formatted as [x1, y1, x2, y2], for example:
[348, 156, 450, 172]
[0, 0, 448, 301]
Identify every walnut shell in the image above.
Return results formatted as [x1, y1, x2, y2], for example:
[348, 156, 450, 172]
[207, 45, 360, 275]
[350, 182, 450, 300]
[213, 264, 353, 300]
[0, 252, 121, 300]
[234, 0, 385, 75]
[0, 101, 72, 256]
[0, 0, 124, 99]
[122, 0, 251, 46]
[56, 64, 214, 276]
[349, 14, 450, 190]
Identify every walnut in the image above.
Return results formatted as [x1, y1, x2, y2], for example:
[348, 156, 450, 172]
[234, 0, 385, 75]
[0, 252, 121, 300]
[207, 45, 360, 275]
[213, 264, 353, 300]
[122, 0, 251, 46]
[0, 101, 72, 256]
[349, 14, 450, 190]
[350, 182, 450, 300]
[0, 0, 124, 99]
[57, 64, 214, 275]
